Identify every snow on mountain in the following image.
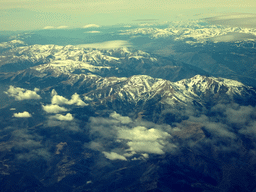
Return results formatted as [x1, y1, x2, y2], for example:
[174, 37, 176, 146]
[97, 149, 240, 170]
[1, 40, 255, 109]
[33, 60, 111, 76]
[0, 40, 26, 49]
[119, 20, 256, 43]
[0, 42, 158, 72]
[81, 74, 256, 108]
[176, 75, 246, 95]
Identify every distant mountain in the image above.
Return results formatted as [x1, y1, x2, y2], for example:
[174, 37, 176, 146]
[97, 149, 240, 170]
[1, 28, 256, 192]
[0, 42, 208, 83]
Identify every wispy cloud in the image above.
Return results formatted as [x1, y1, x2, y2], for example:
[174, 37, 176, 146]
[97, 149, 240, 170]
[43, 26, 55, 29]
[43, 25, 69, 30]
[2, 128, 51, 160]
[57, 25, 68, 29]
[83, 24, 100, 28]
[206, 13, 256, 28]
[77, 40, 132, 49]
[84, 31, 101, 33]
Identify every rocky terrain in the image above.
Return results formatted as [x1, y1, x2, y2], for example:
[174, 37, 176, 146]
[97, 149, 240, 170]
[0, 37, 256, 192]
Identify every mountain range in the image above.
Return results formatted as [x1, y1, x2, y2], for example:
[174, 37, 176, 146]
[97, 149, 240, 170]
[0, 38, 256, 192]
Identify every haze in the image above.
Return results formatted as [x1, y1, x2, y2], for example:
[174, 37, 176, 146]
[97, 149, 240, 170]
[1, 0, 256, 31]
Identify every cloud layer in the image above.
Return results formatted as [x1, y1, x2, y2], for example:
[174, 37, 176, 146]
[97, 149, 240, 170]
[77, 40, 132, 49]
[43, 26, 69, 29]
[88, 112, 176, 161]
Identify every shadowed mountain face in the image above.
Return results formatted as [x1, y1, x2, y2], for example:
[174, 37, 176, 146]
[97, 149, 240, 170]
[1, 22, 256, 192]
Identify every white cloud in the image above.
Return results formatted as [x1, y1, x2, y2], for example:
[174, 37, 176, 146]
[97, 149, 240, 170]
[127, 141, 165, 154]
[4, 86, 41, 101]
[88, 112, 175, 159]
[51, 92, 87, 106]
[84, 96, 93, 101]
[102, 151, 127, 161]
[118, 126, 170, 141]
[83, 24, 100, 28]
[51, 95, 69, 105]
[110, 111, 132, 124]
[42, 104, 68, 113]
[118, 126, 171, 155]
[50, 113, 74, 121]
[77, 40, 132, 49]
[43, 26, 55, 29]
[13, 111, 32, 118]
[51, 89, 58, 97]
[43, 26, 68, 29]
[85, 31, 101, 33]
[57, 26, 68, 29]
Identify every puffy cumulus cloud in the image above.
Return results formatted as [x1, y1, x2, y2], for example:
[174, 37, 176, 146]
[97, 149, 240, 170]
[118, 126, 171, 155]
[51, 91, 87, 106]
[4, 86, 41, 101]
[13, 111, 32, 118]
[51, 95, 70, 105]
[42, 104, 68, 113]
[83, 24, 100, 28]
[118, 126, 170, 141]
[110, 111, 132, 124]
[51, 89, 58, 97]
[102, 151, 127, 161]
[87, 112, 176, 160]
[50, 113, 74, 121]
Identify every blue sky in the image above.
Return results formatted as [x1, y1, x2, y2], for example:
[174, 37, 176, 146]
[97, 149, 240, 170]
[1, 0, 256, 31]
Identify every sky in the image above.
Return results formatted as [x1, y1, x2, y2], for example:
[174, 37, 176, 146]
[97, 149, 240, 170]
[1, 0, 256, 31]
